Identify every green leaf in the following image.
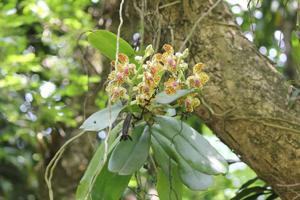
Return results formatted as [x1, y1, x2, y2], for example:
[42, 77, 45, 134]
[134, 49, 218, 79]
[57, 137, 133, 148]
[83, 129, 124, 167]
[76, 122, 123, 200]
[151, 127, 178, 161]
[155, 89, 193, 104]
[231, 187, 267, 200]
[151, 134, 177, 176]
[151, 126, 213, 191]
[91, 161, 131, 200]
[79, 101, 123, 131]
[154, 115, 228, 175]
[166, 108, 176, 117]
[177, 158, 213, 191]
[87, 30, 136, 63]
[122, 104, 142, 113]
[239, 177, 259, 191]
[243, 193, 264, 200]
[266, 193, 278, 200]
[157, 168, 182, 200]
[108, 125, 150, 175]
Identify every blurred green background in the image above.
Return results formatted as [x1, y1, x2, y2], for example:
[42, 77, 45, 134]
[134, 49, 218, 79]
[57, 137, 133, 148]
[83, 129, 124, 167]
[0, 0, 299, 199]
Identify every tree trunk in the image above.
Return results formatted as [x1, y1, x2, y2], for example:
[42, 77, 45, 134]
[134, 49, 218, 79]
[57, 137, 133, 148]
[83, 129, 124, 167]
[42, 0, 300, 199]
[131, 0, 300, 199]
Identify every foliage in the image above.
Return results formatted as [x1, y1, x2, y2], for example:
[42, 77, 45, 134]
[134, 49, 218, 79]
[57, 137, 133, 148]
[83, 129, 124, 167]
[234, 0, 300, 77]
[1, 0, 298, 199]
[0, 0, 96, 198]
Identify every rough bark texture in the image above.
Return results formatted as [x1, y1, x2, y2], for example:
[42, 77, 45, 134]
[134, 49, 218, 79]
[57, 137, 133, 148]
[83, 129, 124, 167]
[132, 0, 300, 199]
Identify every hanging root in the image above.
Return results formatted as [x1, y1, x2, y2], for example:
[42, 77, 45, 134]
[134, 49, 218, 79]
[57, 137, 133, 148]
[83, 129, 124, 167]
[44, 130, 86, 200]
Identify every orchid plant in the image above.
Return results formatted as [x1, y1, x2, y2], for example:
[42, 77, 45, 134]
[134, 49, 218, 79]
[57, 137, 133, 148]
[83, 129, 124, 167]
[75, 30, 228, 200]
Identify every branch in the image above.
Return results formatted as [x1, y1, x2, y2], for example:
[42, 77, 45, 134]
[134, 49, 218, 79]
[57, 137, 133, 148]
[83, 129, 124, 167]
[179, 0, 222, 51]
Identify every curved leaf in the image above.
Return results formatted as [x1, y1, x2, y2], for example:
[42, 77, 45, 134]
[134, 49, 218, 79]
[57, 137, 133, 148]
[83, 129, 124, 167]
[231, 186, 267, 200]
[177, 158, 213, 191]
[157, 168, 182, 200]
[108, 125, 150, 175]
[239, 177, 259, 191]
[151, 126, 213, 191]
[155, 89, 193, 104]
[80, 101, 123, 131]
[76, 122, 123, 200]
[87, 30, 136, 63]
[154, 115, 228, 175]
[151, 133, 177, 176]
[152, 134, 183, 197]
[91, 161, 131, 200]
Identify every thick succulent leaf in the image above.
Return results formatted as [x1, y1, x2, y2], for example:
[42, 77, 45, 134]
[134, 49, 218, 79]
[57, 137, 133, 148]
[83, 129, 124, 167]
[151, 127, 178, 162]
[157, 168, 182, 200]
[166, 108, 176, 117]
[108, 125, 150, 175]
[76, 122, 123, 200]
[91, 161, 131, 200]
[80, 101, 123, 131]
[177, 157, 213, 191]
[155, 89, 193, 104]
[151, 133, 177, 176]
[154, 115, 228, 175]
[151, 125, 213, 191]
[87, 30, 136, 63]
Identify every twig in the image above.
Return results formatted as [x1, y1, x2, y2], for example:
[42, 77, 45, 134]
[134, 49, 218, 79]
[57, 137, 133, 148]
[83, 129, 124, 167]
[213, 22, 240, 29]
[133, 0, 145, 48]
[154, 1, 162, 52]
[168, 25, 175, 46]
[200, 96, 235, 117]
[229, 117, 300, 134]
[277, 183, 300, 188]
[179, 0, 222, 51]
[159, 0, 181, 9]
[229, 116, 300, 128]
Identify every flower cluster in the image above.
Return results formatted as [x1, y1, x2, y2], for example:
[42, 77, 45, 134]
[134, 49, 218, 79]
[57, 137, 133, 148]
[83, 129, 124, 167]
[179, 63, 210, 112]
[105, 53, 136, 102]
[105, 44, 209, 112]
[134, 46, 162, 105]
[186, 63, 209, 89]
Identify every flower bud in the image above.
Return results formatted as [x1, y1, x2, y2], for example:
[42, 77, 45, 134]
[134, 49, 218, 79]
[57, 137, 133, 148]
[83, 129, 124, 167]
[182, 48, 189, 58]
[144, 44, 154, 58]
[134, 56, 143, 62]
[163, 44, 174, 54]
[179, 62, 188, 70]
[175, 52, 183, 57]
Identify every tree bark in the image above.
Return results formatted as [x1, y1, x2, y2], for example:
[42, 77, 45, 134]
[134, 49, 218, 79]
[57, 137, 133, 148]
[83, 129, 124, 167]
[131, 0, 300, 199]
